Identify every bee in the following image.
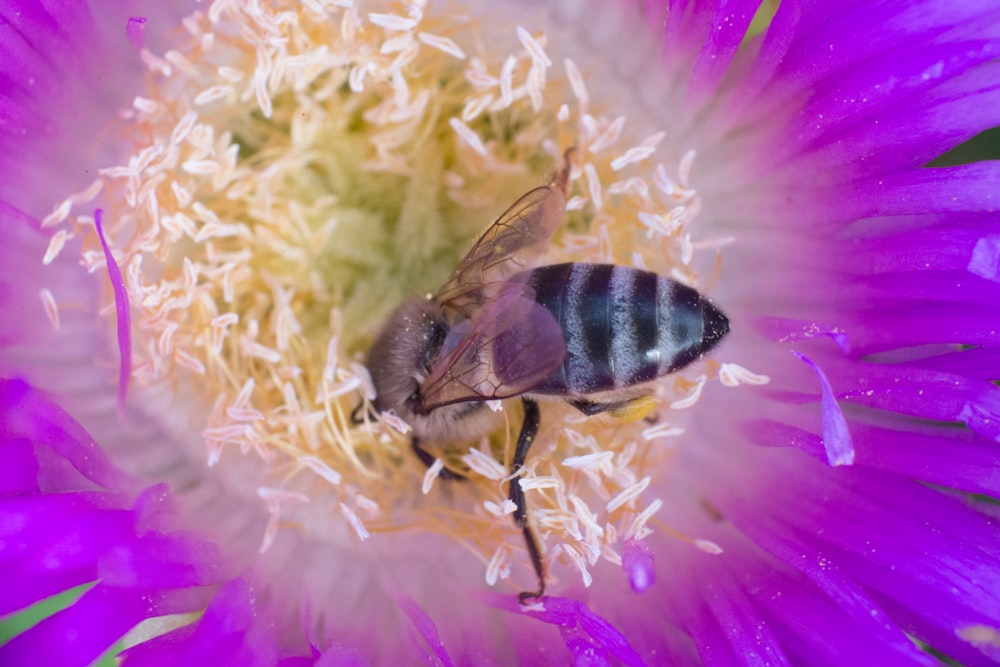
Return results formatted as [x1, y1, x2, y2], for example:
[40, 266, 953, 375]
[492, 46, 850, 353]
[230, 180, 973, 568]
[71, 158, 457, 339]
[363, 152, 729, 602]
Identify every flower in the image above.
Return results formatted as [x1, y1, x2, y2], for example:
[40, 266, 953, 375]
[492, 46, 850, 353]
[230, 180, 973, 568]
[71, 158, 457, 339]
[3, 0, 1000, 665]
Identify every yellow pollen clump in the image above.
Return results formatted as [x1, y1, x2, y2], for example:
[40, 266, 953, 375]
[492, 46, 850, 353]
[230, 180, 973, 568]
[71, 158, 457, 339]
[42, 0, 748, 593]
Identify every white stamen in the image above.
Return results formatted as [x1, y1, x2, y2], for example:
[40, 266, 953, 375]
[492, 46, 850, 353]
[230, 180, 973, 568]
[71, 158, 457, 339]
[449, 117, 488, 156]
[678, 149, 697, 187]
[641, 422, 684, 441]
[606, 476, 651, 512]
[719, 363, 771, 387]
[562, 451, 614, 470]
[589, 116, 625, 154]
[355, 495, 380, 516]
[671, 375, 707, 409]
[300, 455, 343, 486]
[133, 96, 159, 114]
[194, 85, 235, 106]
[257, 487, 309, 553]
[526, 64, 545, 111]
[485, 546, 510, 586]
[174, 349, 207, 374]
[516, 26, 551, 67]
[461, 94, 494, 122]
[484, 499, 518, 516]
[499, 55, 516, 108]
[182, 159, 220, 175]
[562, 543, 593, 587]
[583, 162, 602, 210]
[516, 475, 562, 491]
[623, 498, 663, 541]
[340, 502, 370, 541]
[42, 230, 71, 265]
[380, 410, 412, 434]
[462, 448, 507, 480]
[610, 145, 656, 171]
[563, 57, 588, 106]
[695, 539, 724, 555]
[41, 199, 72, 228]
[569, 495, 604, 537]
[422, 458, 444, 494]
[368, 13, 417, 31]
[417, 32, 465, 59]
[39, 289, 60, 331]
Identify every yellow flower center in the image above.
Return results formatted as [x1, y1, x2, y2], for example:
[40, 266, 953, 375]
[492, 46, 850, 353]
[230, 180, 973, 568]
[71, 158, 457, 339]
[41, 0, 765, 592]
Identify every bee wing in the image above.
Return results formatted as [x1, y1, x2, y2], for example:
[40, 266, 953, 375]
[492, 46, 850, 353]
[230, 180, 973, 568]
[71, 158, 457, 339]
[420, 284, 566, 411]
[435, 161, 570, 318]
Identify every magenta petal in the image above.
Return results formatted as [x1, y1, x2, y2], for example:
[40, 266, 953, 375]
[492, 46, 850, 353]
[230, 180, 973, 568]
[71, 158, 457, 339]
[93, 209, 132, 408]
[791, 352, 854, 466]
[126, 16, 148, 49]
[755, 317, 850, 353]
[621, 540, 656, 593]
[686, 0, 760, 106]
[0, 583, 166, 667]
[492, 596, 645, 667]
[0, 378, 132, 492]
[0, 437, 40, 493]
[397, 597, 455, 667]
[120, 578, 281, 667]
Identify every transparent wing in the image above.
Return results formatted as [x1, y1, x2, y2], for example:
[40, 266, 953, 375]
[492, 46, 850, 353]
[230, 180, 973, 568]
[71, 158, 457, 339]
[435, 157, 570, 318]
[419, 284, 566, 411]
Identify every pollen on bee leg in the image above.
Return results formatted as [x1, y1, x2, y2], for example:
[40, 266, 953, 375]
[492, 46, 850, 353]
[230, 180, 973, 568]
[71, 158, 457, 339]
[604, 395, 657, 423]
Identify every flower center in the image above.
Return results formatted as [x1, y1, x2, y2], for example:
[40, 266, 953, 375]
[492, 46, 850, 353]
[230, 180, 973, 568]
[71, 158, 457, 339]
[42, 0, 758, 592]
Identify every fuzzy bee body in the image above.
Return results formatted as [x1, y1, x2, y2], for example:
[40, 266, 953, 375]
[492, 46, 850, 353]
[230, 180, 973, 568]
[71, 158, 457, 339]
[362, 152, 730, 602]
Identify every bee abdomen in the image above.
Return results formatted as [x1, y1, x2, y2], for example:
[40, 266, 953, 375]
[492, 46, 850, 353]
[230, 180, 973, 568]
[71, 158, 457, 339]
[524, 263, 729, 395]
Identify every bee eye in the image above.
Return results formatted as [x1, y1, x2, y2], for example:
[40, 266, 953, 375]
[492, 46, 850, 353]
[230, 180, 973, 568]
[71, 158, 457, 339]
[405, 392, 424, 415]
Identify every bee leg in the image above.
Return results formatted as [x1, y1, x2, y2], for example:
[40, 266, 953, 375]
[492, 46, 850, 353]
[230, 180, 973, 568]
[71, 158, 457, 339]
[510, 398, 545, 603]
[411, 438, 465, 481]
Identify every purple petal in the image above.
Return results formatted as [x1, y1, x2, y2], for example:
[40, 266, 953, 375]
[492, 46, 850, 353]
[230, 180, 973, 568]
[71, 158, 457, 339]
[791, 352, 854, 466]
[755, 317, 850, 353]
[492, 595, 645, 667]
[398, 597, 456, 667]
[0, 378, 131, 492]
[120, 578, 281, 667]
[127, 16, 148, 49]
[621, 540, 656, 593]
[93, 209, 132, 409]
[0, 583, 168, 667]
[0, 436, 39, 493]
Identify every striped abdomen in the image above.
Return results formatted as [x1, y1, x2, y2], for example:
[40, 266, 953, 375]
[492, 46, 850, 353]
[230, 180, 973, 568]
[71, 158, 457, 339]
[522, 263, 729, 396]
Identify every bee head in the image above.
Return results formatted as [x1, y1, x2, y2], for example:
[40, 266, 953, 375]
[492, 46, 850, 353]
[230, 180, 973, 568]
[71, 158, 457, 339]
[367, 296, 448, 420]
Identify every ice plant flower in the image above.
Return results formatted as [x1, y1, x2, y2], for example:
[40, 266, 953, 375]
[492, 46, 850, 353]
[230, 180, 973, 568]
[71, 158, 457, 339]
[3, 0, 1000, 664]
